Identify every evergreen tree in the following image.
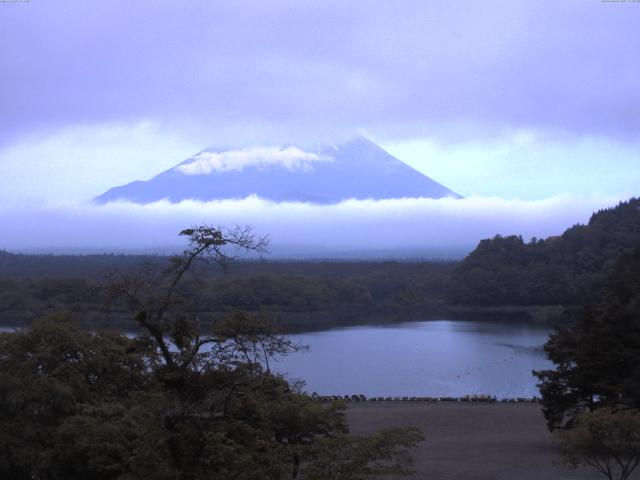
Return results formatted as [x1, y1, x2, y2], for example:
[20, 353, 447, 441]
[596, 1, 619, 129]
[535, 244, 640, 430]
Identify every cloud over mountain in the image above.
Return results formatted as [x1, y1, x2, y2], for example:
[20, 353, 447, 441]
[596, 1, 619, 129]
[176, 147, 328, 175]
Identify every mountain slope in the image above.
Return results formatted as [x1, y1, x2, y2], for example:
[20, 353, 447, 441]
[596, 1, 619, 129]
[93, 136, 460, 204]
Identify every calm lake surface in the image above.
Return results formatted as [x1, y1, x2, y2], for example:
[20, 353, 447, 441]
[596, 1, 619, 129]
[1, 320, 553, 399]
[273, 320, 553, 399]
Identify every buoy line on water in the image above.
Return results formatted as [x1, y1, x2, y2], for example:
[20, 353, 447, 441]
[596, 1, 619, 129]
[308, 347, 543, 404]
[451, 349, 528, 381]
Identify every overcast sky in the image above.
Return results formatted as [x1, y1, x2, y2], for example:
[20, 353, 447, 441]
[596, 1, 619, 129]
[0, 0, 638, 251]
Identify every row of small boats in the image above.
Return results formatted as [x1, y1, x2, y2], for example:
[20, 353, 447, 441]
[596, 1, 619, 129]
[311, 394, 540, 403]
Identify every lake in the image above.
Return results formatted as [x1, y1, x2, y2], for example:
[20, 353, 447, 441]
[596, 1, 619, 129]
[273, 320, 553, 399]
[1, 319, 554, 399]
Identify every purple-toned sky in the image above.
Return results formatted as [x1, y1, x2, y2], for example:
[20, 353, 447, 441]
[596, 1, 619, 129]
[0, 0, 639, 252]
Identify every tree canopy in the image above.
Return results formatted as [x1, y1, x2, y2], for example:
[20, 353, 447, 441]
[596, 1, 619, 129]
[449, 198, 640, 306]
[556, 408, 640, 480]
[0, 225, 423, 479]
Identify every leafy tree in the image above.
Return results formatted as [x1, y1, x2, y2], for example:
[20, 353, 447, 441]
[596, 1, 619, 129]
[304, 427, 424, 480]
[0, 314, 163, 479]
[0, 225, 424, 479]
[556, 408, 640, 480]
[108, 224, 271, 373]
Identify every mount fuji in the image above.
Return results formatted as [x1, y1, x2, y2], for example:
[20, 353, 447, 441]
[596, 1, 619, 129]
[93, 136, 460, 204]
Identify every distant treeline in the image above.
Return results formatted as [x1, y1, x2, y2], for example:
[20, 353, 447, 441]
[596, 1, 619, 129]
[0, 254, 454, 331]
[1, 198, 639, 330]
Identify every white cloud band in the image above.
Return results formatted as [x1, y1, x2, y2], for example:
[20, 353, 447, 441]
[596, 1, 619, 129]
[176, 147, 329, 175]
[0, 195, 624, 256]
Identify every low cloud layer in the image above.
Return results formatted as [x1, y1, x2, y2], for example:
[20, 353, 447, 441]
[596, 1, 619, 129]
[0, 195, 624, 257]
[176, 147, 328, 175]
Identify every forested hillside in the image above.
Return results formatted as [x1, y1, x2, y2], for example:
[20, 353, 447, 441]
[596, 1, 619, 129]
[448, 198, 640, 306]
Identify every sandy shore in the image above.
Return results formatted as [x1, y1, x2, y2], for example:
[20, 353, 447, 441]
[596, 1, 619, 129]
[347, 402, 620, 480]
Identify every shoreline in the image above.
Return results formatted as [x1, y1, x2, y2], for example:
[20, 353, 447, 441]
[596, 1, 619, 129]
[0, 309, 568, 336]
[315, 394, 539, 403]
